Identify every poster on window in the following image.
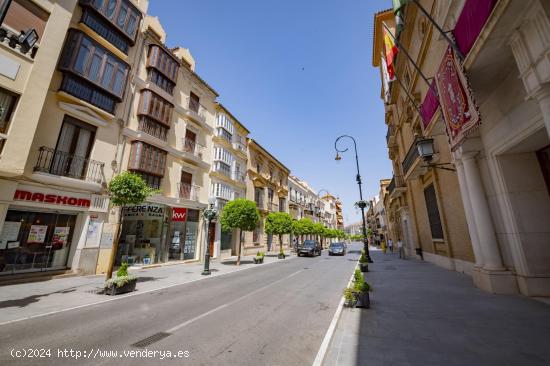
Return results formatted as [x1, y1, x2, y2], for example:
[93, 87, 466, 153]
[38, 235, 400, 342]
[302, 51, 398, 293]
[28, 225, 48, 244]
[85, 221, 101, 248]
[53, 227, 70, 246]
[0, 221, 21, 250]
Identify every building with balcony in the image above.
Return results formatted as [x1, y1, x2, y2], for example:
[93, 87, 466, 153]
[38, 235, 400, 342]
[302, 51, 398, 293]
[288, 175, 309, 221]
[115, 15, 219, 268]
[209, 103, 249, 259]
[245, 138, 289, 254]
[373, 1, 550, 297]
[0, 0, 148, 278]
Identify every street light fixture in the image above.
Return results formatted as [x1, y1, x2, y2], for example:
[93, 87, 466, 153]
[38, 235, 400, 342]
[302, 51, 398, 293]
[202, 198, 217, 275]
[334, 135, 373, 263]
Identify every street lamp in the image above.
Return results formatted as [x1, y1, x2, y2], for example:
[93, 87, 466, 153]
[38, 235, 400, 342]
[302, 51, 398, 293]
[202, 198, 217, 275]
[334, 135, 373, 263]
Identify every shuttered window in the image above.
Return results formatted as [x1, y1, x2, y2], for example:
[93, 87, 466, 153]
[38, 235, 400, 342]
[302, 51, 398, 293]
[423, 184, 444, 240]
[128, 141, 166, 177]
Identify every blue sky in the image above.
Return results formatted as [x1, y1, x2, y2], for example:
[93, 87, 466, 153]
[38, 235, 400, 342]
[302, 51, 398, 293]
[148, 0, 393, 224]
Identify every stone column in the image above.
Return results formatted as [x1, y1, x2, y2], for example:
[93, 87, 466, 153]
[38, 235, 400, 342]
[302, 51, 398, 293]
[462, 153, 504, 271]
[534, 85, 550, 141]
[455, 159, 484, 267]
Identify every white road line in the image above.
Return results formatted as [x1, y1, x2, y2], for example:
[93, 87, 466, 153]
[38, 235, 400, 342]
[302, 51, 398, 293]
[0, 257, 297, 328]
[167, 269, 304, 333]
[312, 262, 357, 366]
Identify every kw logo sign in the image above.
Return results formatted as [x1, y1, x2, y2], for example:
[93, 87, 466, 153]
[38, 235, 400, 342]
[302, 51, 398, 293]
[172, 208, 187, 222]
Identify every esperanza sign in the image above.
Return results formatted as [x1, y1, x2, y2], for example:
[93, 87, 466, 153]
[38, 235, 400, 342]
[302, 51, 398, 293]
[122, 204, 165, 219]
[14, 189, 91, 208]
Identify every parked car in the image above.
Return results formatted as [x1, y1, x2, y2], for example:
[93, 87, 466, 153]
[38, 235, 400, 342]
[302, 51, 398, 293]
[298, 240, 322, 257]
[328, 242, 346, 256]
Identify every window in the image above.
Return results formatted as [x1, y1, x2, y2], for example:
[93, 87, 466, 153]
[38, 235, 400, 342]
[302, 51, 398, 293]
[537, 145, 550, 195]
[214, 161, 231, 176]
[128, 141, 166, 178]
[179, 171, 193, 199]
[148, 68, 174, 95]
[184, 129, 196, 153]
[189, 92, 200, 113]
[81, 0, 142, 43]
[147, 45, 179, 83]
[138, 89, 173, 126]
[3, 0, 48, 40]
[0, 87, 18, 134]
[255, 187, 263, 206]
[214, 146, 233, 165]
[59, 30, 129, 101]
[134, 172, 161, 190]
[138, 116, 168, 141]
[279, 198, 286, 212]
[423, 184, 444, 240]
[216, 114, 234, 134]
[217, 127, 233, 143]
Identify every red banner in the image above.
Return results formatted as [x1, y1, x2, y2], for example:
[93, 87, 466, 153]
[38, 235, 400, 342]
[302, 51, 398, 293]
[172, 208, 187, 222]
[435, 46, 481, 151]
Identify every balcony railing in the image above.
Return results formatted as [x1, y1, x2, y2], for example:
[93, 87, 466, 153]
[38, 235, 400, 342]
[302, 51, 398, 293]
[217, 127, 233, 143]
[182, 137, 204, 159]
[213, 161, 231, 177]
[232, 172, 246, 183]
[402, 137, 420, 176]
[186, 97, 206, 120]
[178, 182, 200, 201]
[233, 141, 247, 153]
[34, 146, 104, 184]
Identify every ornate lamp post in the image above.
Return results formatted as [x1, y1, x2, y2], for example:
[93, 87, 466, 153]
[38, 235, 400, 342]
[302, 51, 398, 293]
[334, 135, 373, 263]
[202, 199, 217, 275]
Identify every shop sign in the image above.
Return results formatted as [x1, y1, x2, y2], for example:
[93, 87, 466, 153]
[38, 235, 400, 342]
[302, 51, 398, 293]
[172, 208, 187, 222]
[13, 189, 91, 208]
[122, 204, 165, 219]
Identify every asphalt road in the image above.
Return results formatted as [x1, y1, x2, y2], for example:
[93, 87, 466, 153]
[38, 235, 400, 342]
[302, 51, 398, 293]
[0, 243, 361, 366]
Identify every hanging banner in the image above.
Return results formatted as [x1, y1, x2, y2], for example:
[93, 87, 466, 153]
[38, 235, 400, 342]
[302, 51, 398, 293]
[434, 46, 481, 151]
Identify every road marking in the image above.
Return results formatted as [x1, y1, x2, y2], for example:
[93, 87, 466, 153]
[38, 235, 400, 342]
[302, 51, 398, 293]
[312, 262, 357, 366]
[0, 257, 298, 327]
[167, 269, 304, 333]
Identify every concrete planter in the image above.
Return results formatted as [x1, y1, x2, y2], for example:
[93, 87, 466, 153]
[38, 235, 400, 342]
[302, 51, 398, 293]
[278, 253, 286, 259]
[253, 257, 264, 264]
[360, 263, 369, 272]
[105, 278, 137, 296]
[355, 291, 370, 308]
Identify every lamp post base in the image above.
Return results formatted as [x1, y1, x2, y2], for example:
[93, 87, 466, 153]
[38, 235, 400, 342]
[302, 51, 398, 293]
[202, 270, 211, 276]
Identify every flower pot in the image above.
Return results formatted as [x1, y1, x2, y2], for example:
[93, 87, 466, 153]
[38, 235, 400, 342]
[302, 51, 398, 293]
[278, 253, 285, 259]
[344, 296, 358, 308]
[254, 257, 263, 264]
[355, 291, 370, 309]
[360, 263, 369, 272]
[105, 278, 137, 296]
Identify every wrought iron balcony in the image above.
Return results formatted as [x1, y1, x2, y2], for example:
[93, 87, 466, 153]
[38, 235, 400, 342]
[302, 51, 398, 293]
[232, 171, 246, 183]
[213, 161, 231, 177]
[34, 146, 104, 184]
[182, 137, 205, 159]
[178, 182, 200, 201]
[186, 97, 207, 121]
[402, 137, 421, 176]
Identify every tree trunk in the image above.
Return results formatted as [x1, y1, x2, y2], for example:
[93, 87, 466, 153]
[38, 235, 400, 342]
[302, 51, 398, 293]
[105, 205, 124, 280]
[279, 234, 283, 254]
[237, 228, 242, 266]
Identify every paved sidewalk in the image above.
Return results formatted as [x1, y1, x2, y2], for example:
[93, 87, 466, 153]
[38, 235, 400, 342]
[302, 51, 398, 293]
[0, 252, 294, 325]
[323, 250, 550, 366]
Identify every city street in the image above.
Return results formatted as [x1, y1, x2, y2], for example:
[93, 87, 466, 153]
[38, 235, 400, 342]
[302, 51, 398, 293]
[0, 244, 361, 366]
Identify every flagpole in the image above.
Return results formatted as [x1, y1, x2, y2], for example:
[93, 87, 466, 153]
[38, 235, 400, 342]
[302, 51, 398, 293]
[382, 22, 435, 94]
[410, 0, 465, 60]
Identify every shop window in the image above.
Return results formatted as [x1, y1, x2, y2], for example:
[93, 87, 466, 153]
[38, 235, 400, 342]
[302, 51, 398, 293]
[537, 145, 550, 196]
[423, 184, 444, 240]
[0, 210, 76, 275]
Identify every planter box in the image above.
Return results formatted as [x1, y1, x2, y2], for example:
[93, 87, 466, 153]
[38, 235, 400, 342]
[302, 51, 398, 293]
[278, 253, 286, 259]
[105, 278, 137, 296]
[355, 291, 370, 308]
[253, 257, 264, 264]
[360, 263, 369, 272]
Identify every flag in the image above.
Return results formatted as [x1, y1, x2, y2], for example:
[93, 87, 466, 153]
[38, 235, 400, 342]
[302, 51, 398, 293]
[392, 0, 409, 36]
[380, 56, 391, 103]
[382, 24, 398, 81]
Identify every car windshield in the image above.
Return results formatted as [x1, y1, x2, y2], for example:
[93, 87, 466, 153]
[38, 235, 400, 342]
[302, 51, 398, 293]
[330, 244, 343, 248]
[302, 241, 316, 247]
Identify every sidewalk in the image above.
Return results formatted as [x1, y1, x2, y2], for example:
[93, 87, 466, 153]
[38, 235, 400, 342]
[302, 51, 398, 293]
[323, 250, 550, 366]
[0, 253, 294, 325]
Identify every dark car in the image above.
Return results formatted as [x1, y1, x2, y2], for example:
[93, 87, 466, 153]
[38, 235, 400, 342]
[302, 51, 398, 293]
[298, 240, 322, 257]
[328, 242, 346, 256]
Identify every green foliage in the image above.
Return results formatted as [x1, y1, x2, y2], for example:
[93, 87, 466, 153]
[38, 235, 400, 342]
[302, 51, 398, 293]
[343, 287, 355, 303]
[220, 199, 260, 232]
[352, 267, 371, 293]
[350, 234, 365, 241]
[255, 251, 265, 258]
[313, 222, 326, 236]
[265, 212, 293, 235]
[354, 268, 364, 283]
[367, 228, 373, 237]
[108, 171, 156, 207]
[105, 274, 137, 288]
[359, 251, 368, 264]
[292, 218, 315, 236]
[116, 262, 129, 277]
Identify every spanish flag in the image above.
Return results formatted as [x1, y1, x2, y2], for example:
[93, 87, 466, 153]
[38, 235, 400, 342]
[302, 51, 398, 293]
[383, 23, 398, 81]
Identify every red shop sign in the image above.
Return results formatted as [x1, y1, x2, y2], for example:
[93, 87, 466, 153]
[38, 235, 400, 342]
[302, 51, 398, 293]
[172, 208, 187, 222]
[13, 190, 91, 208]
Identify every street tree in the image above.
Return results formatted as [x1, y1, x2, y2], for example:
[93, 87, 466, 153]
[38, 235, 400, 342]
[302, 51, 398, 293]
[265, 212, 293, 258]
[106, 171, 156, 280]
[292, 218, 314, 243]
[220, 198, 260, 266]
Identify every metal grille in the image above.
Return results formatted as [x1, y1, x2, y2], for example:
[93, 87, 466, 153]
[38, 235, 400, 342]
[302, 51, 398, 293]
[131, 332, 171, 348]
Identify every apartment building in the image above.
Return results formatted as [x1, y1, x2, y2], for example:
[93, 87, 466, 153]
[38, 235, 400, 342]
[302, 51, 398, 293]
[0, 0, 149, 277]
[245, 138, 289, 254]
[374, 0, 550, 296]
[210, 104, 249, 259]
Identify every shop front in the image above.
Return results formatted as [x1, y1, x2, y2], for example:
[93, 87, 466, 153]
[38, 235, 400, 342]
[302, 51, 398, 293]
[0, 183, 109, 276]
[116, 204, 200, 266]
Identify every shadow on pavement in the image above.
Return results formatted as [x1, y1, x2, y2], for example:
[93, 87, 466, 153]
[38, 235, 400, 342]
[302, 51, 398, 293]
[221, 260, 254, 265]
[0, 288, 77, 308]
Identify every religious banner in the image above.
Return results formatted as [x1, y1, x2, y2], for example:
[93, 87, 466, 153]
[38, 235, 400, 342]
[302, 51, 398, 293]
[434, 46, 481, 151]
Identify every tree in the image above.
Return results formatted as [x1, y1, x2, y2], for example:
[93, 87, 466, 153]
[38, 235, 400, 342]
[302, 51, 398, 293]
[265, 212, 293, 257]
[293, 218, 314, 243]
[313, 222, 325, 243]
[220, 198, 260, 266]
[106, 171, 156, 280]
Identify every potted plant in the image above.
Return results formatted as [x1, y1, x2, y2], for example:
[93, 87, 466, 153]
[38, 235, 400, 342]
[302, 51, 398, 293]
[355, 278, 371, 308]
[254, 251, 265, 264]
[278, 250, 285, 259]
[104, 263, 137, 295]
[359, 251, 369, 272]
[343, 287, 357, 308]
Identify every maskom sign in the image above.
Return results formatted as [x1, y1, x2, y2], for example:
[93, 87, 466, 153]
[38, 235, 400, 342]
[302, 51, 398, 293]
[13, 189, 91, 208]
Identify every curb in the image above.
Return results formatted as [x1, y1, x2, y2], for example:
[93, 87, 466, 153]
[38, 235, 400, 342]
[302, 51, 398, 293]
[312, 261, 358, 366]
